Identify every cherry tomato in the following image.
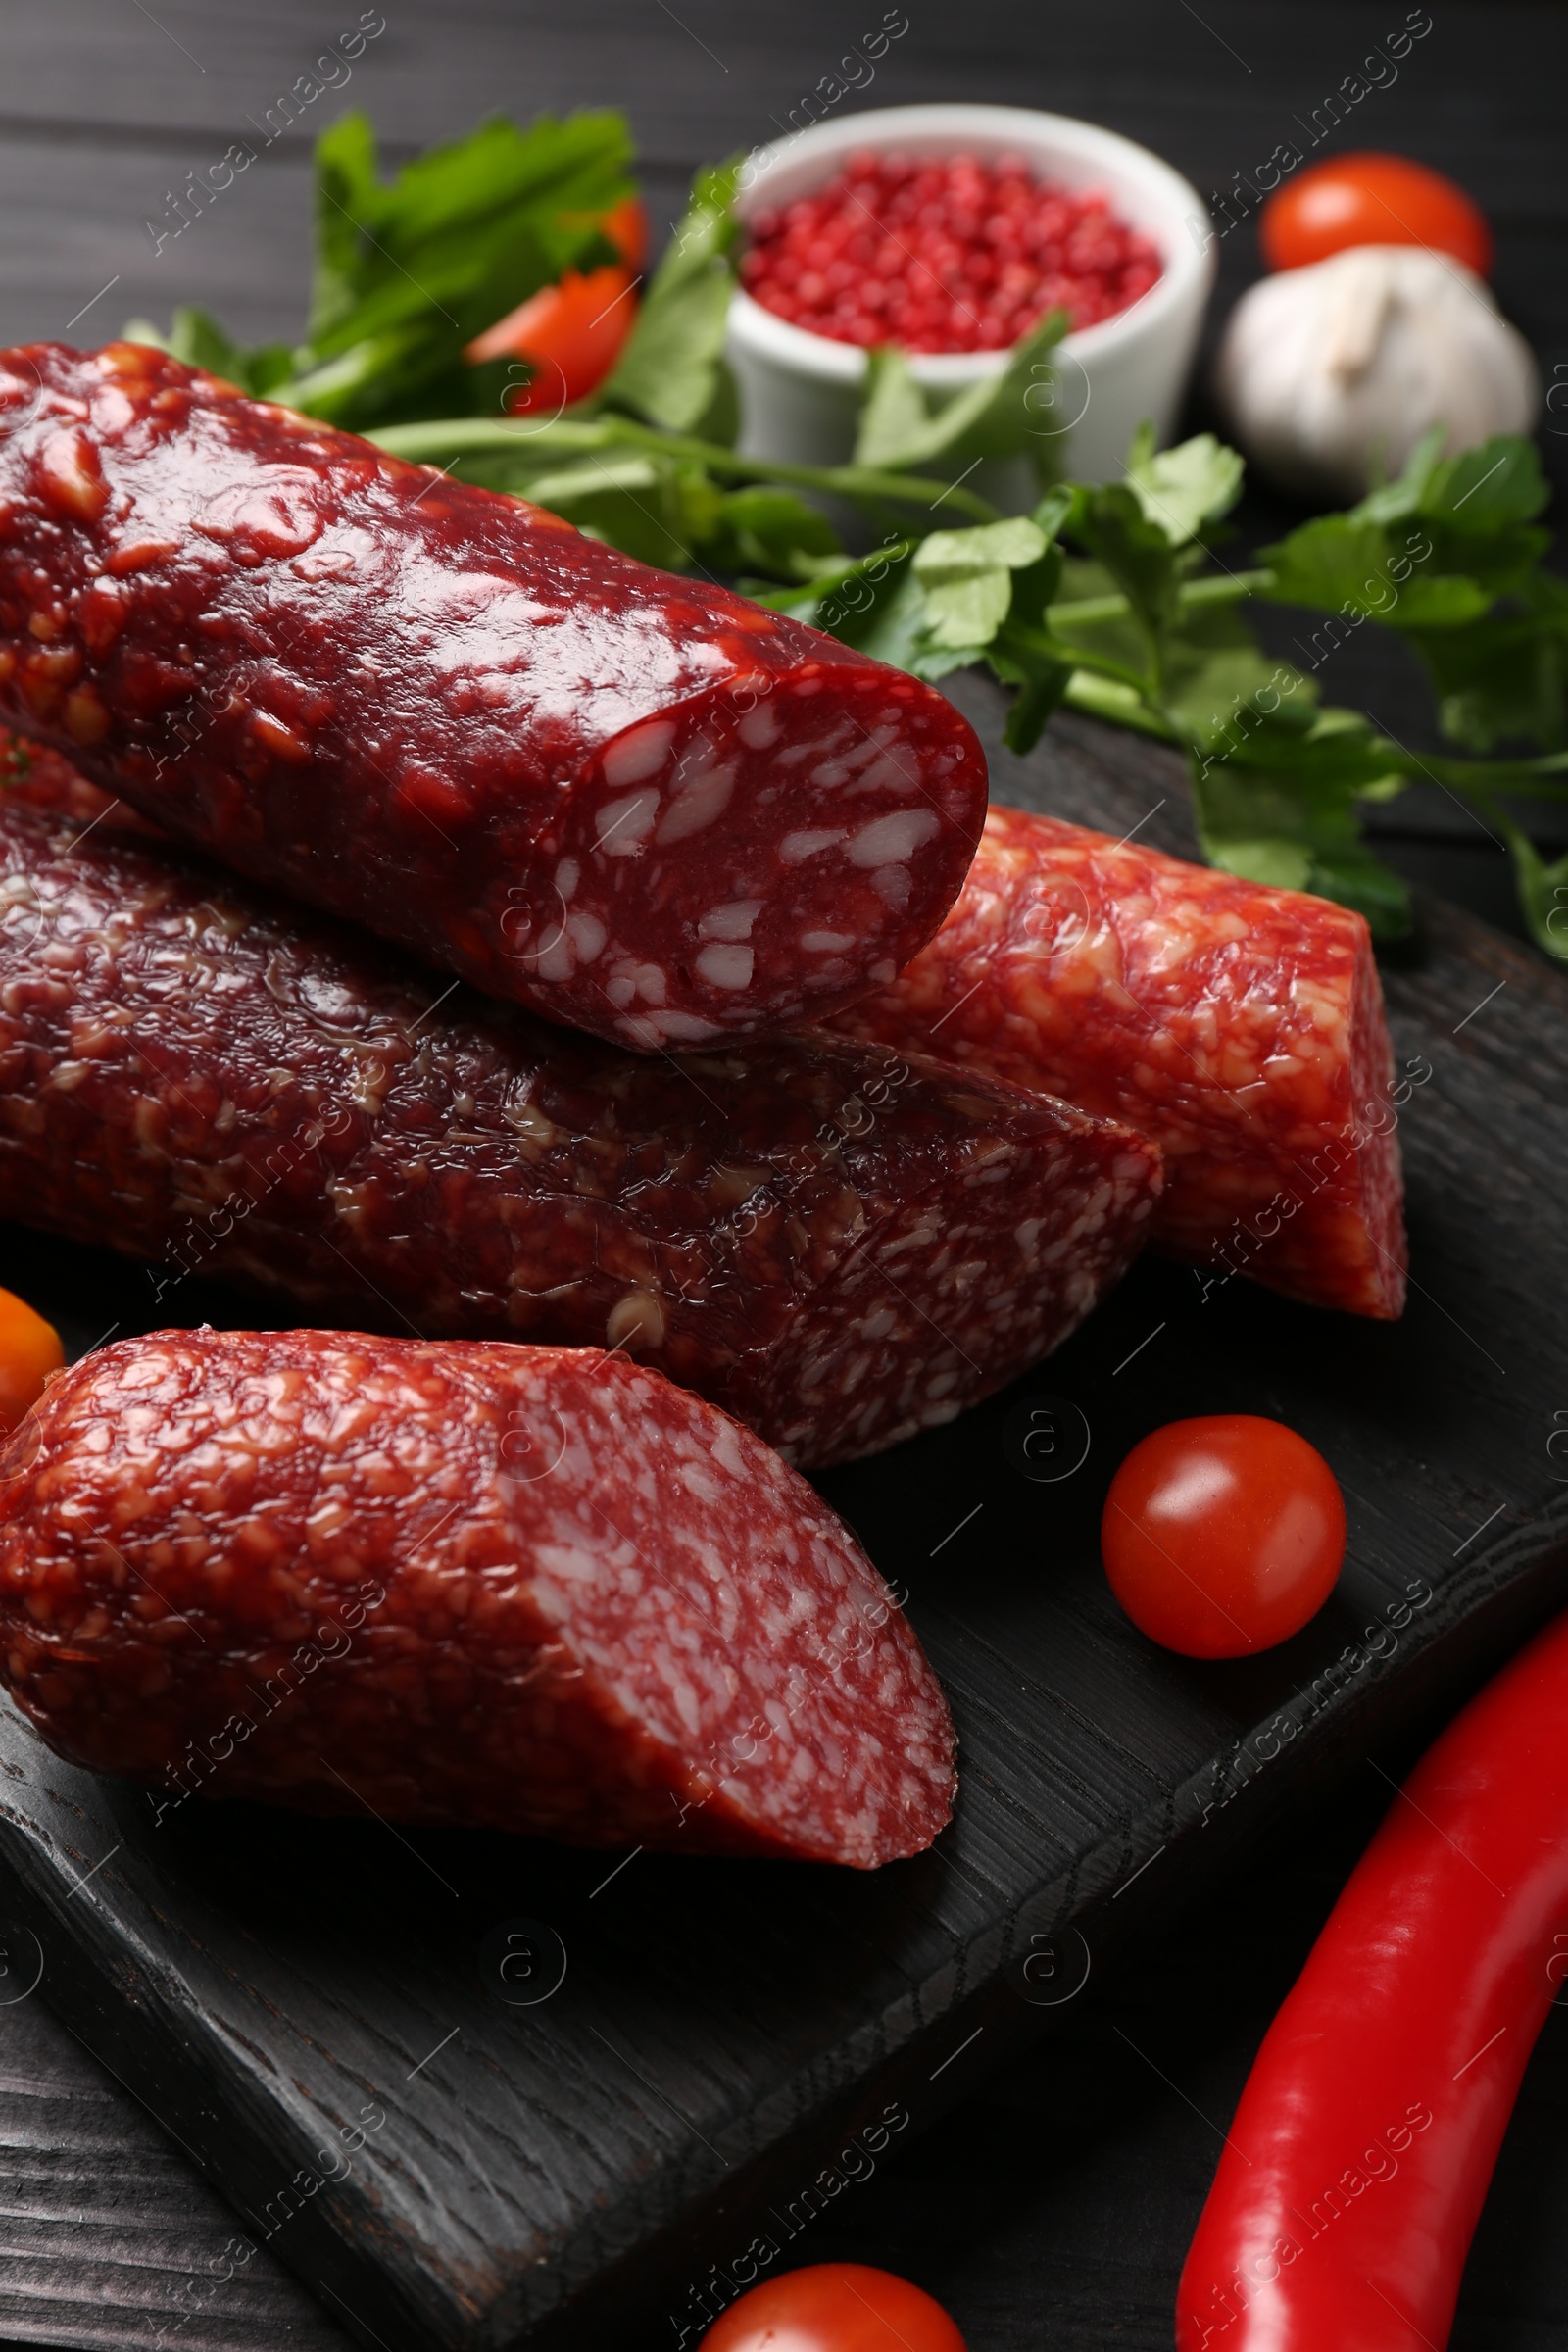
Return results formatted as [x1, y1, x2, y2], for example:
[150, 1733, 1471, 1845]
[465, 263, 637, 409]
[1102, 1415, 1346, 1659]
[1259, 152, 1493, 277]
[0, 1288, 63, 1433]
[699, 2263, 966, 2352]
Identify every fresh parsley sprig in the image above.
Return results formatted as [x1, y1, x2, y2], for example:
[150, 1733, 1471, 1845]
[761, 420, 1568, 957]
[126, 108, 635, 429]
[370, 200, 1064, 572]
[128, 106, 1568, 958]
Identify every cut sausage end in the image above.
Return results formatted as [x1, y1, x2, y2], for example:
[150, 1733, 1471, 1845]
[0, 1333, 956, 1867]
[831, 806, 1408, 1321]
[504, 668, 987, 1049]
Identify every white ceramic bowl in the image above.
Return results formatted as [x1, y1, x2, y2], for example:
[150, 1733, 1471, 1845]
[725, 102, 1214, 499]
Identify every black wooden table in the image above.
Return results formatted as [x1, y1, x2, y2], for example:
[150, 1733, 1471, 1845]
[0, 6, 1563, 2347]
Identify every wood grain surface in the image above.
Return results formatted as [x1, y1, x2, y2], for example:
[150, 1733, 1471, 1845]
[0, 6, 1562, 2348]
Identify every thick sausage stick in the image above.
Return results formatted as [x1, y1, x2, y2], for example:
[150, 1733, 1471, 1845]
[0, 792, 1161, 1467]
[0, 341, 987, 1051]
[830, 806, 1407, 1319]
[0, 1331, 956, 1864]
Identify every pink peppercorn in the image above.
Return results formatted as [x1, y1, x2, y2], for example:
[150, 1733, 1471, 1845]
[741, 150, 1162, 352]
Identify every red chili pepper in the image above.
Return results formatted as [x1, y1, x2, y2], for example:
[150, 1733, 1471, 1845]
[1177, 1606, 1568, 2349]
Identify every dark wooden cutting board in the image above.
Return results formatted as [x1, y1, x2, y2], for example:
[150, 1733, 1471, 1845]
[0, 684, 1562, 2352]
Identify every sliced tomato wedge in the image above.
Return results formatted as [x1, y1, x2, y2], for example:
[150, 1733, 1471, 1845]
[466, 262, 637, 410]
[601, 194, 649, 270]
[466, 190, 649, 409]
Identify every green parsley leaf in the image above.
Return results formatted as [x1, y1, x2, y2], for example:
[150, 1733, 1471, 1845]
[600, 161, 742, 437]
[1337, 432, 1548, 597]
[1348, 426, 1448, 524]
[855, 348, 933, 471]
[821, 558, 930, 670]
[1158, 611, 1318, 755]
[1192, 738, 1413, 934]
[1124, 424, 1244, 547]
[1421, 435, 1551, 533]
[512, 452, 725, 569]
[705, 485, 840, 577]
[1260, 514, 1493, 628]
[988, 631, 1075, 755]
[851, 313, 1067, 475]
[912, 516, 1048, 650]
[1494, 812, 1568, 961]
[1071, 482, 1180, 657]
[1400, 576, 1568, 752]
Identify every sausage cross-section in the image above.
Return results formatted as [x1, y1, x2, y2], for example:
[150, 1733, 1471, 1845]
[830, 806, 1407, 1319]
[0, 341, 988, 1051]
[0, 1330, 956, 1864]
[0, 785, 1162, 1465]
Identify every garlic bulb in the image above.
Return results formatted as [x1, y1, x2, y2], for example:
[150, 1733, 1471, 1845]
[1214, 245, 1540, 503]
